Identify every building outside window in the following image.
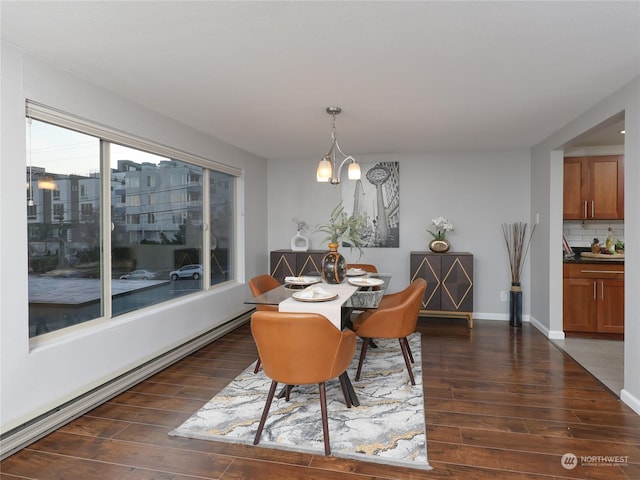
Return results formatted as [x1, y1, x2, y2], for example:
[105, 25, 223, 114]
[26, 111, 237, 338]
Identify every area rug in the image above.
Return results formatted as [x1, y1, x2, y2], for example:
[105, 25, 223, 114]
[169, 333, 429, 470]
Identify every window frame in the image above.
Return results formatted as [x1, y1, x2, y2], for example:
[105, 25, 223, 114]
[26, 100, 242, 343]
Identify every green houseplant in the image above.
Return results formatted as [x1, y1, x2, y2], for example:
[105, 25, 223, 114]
[315, 201, 366, 258]
[315, 201, 366, 283]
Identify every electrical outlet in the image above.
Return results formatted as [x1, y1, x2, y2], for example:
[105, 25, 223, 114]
[500, 291, 508, 302]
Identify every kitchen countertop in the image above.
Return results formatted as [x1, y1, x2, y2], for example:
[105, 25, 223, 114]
[563, 248, 624, 264]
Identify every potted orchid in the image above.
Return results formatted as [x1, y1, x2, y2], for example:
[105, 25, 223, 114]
[427, 216, 453, 253]
[428, 216, 454, 241]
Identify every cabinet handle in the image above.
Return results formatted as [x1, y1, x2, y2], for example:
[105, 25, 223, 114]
[580, 270, 624, 274]
[593, 281, 597, 300]
[584, 201, 588, 219]
[601, 281, 604, 300]
[591, 200, 595, 218]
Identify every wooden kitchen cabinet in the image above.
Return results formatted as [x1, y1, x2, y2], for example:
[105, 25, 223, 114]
[563, 155, 624, 220]
[563, 263, 624, 334]
[410, 251, 473, 328]
[269, 250, 326, 283]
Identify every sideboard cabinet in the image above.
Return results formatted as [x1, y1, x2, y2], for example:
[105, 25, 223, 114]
[410, 251, 474, 328]
[269, 250, 326, 283]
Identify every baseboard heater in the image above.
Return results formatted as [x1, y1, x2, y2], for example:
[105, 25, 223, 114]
[0, 311, 253, 460]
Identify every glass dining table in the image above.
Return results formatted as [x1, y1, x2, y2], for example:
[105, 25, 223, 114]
[244, 273, 392, 330]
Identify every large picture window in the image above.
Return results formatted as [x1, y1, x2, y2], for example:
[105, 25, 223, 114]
[26, 105, 238, 338]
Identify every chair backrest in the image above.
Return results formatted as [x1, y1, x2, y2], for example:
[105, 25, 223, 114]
[251, 311, 356, 385]
[356, 278, 427, 339]
[248, 274, 281, 312]
[347, 263, 378, 273]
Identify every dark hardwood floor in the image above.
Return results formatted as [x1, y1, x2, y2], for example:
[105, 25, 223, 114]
[1, 318, 638, 479]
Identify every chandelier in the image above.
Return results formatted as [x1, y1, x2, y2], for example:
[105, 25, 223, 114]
[316, 107, 361, 185]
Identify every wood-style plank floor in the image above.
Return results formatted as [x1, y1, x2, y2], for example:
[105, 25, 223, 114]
[2, 319, 638, 479]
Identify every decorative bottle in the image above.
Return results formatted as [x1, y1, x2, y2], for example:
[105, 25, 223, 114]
[605, 228, 615, 254]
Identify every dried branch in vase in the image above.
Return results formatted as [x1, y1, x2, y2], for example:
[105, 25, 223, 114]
[501, 221, 536, 284]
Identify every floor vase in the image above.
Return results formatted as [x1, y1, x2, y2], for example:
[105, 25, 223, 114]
[510, 283, 522, 327]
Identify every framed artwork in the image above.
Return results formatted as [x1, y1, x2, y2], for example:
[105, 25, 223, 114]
[341, 161, 399, 248]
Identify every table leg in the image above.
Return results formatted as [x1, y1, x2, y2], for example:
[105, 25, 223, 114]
[339, 372, 360, 407]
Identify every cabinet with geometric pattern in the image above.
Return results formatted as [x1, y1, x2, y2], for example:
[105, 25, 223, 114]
[269, 250, 326, 284]
[410, 251, 474, 328]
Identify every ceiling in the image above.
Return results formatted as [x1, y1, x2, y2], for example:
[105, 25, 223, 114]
[1, 1, 638, 160]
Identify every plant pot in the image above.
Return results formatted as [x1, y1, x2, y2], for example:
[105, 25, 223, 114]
[429, 239, 451, 253]
[322, 243, 346, 284]
[509, 282, 522, 327]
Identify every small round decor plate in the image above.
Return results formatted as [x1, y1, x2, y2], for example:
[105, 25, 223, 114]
[292, 291, 339, 302]
[285, 276, 322, 286]
[346, 268, 366, 276]
[348, 277, 385, 287]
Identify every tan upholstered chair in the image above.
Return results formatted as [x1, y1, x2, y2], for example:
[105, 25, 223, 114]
[251, 311, 357, 456]
[351, 278, 427, 385]
[248, 274, 281, 373]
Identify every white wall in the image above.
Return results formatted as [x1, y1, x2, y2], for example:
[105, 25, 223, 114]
[268, 150, 532, 318]
[530, 76, 640, 414]
[0, 43, 269, 432]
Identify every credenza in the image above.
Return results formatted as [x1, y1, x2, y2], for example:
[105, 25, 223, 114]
[410, 251, 474, 328]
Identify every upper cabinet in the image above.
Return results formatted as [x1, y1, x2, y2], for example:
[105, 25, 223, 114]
[563, 155, 624, 220]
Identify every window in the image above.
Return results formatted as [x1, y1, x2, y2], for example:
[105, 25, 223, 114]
[26, 103, 239, 338]
[81, 203, 93, 216]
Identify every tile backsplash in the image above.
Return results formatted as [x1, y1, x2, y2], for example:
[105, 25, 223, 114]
[563, 220, 624, 248]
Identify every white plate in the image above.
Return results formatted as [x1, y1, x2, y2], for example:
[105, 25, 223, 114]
[348, 277, 385, 287]
[292, 291, 339, 302]
[284, 276, 322, 286]
[346, 268, 366, 276]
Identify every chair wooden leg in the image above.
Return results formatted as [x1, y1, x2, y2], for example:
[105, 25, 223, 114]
[337, 373, 352, 408]
[253, 357, 261, 374]
[355, 338, 369, 381]
[319, 382, 331, 456]
[403, 337, 414, 363]
[399, 338, 416, 385]
[253, 380, 278, 446]
[285, 384, 292, 402]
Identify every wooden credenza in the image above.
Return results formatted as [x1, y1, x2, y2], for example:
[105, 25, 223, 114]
[269, 250, 326, 283]
[410, 251, 474, 328]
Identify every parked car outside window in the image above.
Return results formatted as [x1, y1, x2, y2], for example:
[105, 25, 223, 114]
[169, 264, 203, 280]
[119, 269, 156, 280]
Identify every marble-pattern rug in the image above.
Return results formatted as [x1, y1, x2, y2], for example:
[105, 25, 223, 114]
[169, 333, 429, 470]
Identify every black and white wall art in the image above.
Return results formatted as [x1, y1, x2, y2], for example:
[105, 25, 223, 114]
[341, 161, 399, 248]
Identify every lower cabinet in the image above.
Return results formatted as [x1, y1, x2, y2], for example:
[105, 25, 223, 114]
[563, 263, 624, 334]
[410, 251, 474, 328]
[269, 250, 326, 284]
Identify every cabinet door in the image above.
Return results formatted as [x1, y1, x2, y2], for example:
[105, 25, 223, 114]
[590, 155, 624, 219]
[270, 251, 296, 283]
[597, 279, 624, 333]
[563, 277, 597, 332]
[296, 252, 324, 277]
[441, 254, 473, 312]
[410, 253, 440, 310]
[563, 158, 588, 220]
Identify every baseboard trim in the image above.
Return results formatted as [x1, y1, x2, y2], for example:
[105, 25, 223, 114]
[0, 311, 252, 460]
